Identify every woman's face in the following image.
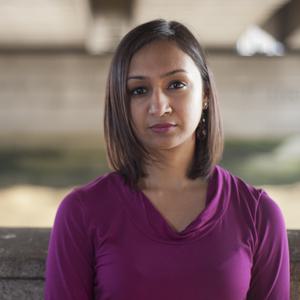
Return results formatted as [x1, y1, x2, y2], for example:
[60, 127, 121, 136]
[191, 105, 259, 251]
[127, 40, 205, 153]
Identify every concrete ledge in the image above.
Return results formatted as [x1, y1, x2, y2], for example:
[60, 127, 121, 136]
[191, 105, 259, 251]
[289, 230, 300, 299]
[0, 227, 299, 299]
[0, 228, 49, 278]
[0, 280, 44, 300]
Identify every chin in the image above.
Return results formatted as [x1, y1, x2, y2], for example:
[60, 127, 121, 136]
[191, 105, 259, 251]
[146, 140, 186, 151]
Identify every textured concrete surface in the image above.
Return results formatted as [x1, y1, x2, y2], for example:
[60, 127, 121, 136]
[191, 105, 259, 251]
[0, 280, 44, 300]
[0, 228, 299, 299]
[1, 53, 300, 140]
[0, 228, 49, 299]
[289, 230, 300, 300]
[0, 228, 49, 278]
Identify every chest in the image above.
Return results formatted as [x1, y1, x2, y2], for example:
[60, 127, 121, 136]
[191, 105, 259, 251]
[142, 188, 207, 233]
[94, 218, 252, 300]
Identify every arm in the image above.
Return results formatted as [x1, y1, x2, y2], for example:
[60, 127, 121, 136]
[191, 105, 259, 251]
[44, 190, 95, 300]
[246, 190, 290, 299]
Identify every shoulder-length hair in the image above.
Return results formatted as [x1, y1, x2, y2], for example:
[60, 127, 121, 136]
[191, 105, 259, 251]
[104, 19, 224, 188]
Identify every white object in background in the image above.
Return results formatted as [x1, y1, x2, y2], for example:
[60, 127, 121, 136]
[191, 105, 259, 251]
[236, 24, 285, 56]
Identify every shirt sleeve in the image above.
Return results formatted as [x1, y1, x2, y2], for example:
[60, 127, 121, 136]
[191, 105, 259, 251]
[246, 190, 290, 300]
[44, 189, 95, 300]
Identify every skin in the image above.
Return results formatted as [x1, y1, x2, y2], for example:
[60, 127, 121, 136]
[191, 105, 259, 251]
[127, 40, 208, 193]
[126, 40, 210, 232]
[127, 41, 207, 187]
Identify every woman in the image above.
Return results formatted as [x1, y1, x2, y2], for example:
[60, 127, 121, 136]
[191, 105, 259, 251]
[45, 19, 290, 299]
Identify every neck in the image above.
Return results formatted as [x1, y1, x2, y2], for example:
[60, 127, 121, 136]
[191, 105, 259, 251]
[139, 135, 202, 191]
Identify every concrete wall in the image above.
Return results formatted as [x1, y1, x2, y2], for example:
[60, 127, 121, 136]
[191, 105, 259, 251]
[0, 52, 300, 146]
[211, 53, 300, 138]
[0, 228, 299, 299]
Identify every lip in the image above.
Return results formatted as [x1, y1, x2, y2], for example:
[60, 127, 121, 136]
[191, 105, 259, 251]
[150, 123, 177, 133]
[150, 123, 176, 129]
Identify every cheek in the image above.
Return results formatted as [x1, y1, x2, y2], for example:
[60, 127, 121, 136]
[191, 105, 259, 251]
[180, 99, 203, 123]
[130, 102, 144, 128]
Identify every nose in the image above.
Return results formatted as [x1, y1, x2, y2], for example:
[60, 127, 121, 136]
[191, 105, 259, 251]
[148, 88, 172, 116]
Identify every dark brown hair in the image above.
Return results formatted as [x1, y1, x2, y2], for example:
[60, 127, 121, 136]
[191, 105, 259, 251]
[104, 19, 224, 188]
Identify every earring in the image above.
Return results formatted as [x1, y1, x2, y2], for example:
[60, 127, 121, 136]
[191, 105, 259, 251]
[196, 102, 208, 138]
[200, 116, 207, 137]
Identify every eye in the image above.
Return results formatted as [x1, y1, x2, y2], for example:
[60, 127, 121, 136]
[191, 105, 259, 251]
[129, 87, 147, 96]
[168, 81, 186, 89]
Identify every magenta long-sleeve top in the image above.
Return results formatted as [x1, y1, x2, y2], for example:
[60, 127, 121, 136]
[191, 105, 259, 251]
[44, 165, 290, 299]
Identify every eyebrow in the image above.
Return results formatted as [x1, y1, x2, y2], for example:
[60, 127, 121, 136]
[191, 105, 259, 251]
[127, 69, 187, 81]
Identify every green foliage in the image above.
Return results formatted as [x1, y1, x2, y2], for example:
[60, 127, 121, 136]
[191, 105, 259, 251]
[1, 137, 299, 187]
[221, 138, 300, 185]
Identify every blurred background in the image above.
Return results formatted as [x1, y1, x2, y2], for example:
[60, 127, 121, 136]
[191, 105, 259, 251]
[0, 0, 299, 229]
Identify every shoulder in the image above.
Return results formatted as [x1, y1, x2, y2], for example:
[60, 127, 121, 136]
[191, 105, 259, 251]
[56, 171, 126, 228]
[215, 165, 286, 230]
[75, 171, 123, 195]
[255, 190, 287, 236]
[214, 164, 262, 203]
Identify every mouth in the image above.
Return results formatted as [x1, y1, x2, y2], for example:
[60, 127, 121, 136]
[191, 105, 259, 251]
[150, 123, 177, 129]
[149, 123, 177, 133]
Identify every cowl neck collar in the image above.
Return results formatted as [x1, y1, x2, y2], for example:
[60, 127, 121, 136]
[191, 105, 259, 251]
[116, 165, 230, 244]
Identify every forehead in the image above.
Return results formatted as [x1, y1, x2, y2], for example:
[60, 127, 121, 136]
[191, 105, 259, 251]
[128, 40, 199, 76]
